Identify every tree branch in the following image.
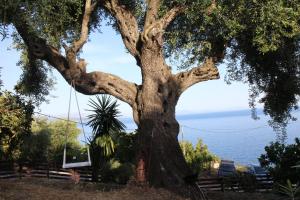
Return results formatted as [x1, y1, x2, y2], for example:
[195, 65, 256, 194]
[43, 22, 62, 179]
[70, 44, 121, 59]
[62, 0, 97, 69]
[174, 58, 220, 94]
[141, 5, 184, 45]
[101, 0, 140, 57]
[143, 0, 214, 39]
[72, 0, 97, 53]
[69, 71, 138, 106]
[160, 6, 184, 31]
[13, 12, 138, 107]
[144, 0, 160, 27]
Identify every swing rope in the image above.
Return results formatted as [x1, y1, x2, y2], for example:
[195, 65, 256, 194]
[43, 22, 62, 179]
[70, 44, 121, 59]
[74, 81, 89, 147]
[63, 79, 73, 155]
[62, 80, 91, 168]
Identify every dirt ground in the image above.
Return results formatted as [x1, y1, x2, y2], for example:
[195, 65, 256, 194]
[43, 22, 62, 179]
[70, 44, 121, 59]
[0, 178, 282, 200]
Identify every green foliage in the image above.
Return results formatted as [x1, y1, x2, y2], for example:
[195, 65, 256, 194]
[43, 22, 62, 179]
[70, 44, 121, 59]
[98, 158, 135, 184]
[1, 0, 98, 105]
[94, 135, 115, 156]
[223, 0, 300, 134]
[180, 139, 219, 174]
[87, 95, 127, 182]
[14, 50, 55, 105]
[0, 91, 34, 161]
[259, 138, 300, 183]
[88, 95, 126, 137]
[98, 131, 136, 184]
[1, 0, 104, 45]
[21, 117, 83, 165]
[111, 162, 135, 184]
[113, 131, 137, 164]
[237, 172, 257, 192]
[86, 95, 136, 184]
[276, 179, 300, 200]
[164, 0, 229, 67]
[164, 0, 300, 66]
[163, 0, 300, 134]
[44, 118, 82, 164]
[19, 126, 50, 164]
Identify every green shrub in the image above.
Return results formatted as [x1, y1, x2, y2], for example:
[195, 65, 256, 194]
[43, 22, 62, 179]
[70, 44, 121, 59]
[237, 172, 257, 192]
[259, 138, 300, 184]
[99, 159, 134, 184]
[276, 180, 300, 200]
[0, 91, 34, 161]
[112, 162, 135, 184]
[180, 139, 219, 174]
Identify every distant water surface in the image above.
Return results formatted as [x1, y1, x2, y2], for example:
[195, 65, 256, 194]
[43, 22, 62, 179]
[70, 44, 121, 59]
[82, 110, 300, 165]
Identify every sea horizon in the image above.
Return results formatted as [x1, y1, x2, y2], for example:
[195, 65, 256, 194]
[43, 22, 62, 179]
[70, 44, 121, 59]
[59, 108, 300, 166]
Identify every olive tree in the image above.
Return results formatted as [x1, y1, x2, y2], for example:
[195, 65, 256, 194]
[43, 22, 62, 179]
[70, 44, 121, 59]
[1, 0, 299, 196]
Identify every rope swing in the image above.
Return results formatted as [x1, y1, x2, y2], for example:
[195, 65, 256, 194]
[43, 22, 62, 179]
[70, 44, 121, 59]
[62, 80, 91, 168]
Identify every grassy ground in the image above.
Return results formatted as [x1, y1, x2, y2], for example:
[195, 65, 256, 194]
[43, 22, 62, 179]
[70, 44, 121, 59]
[0, 178, 282, 200]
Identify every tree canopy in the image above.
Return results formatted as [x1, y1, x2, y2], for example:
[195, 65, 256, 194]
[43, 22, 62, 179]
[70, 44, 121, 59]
[1, 0, 299, 132]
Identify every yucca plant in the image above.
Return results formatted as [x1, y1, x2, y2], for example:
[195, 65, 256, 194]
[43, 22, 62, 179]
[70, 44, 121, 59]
[95, 135, 115, 156]
[277, 180, 300, 200]
[87, 95, 125, 156]
[87, 95, 125, 182]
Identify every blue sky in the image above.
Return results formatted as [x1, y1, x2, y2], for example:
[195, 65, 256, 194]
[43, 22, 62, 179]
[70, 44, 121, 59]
[0, 24, 258, 119]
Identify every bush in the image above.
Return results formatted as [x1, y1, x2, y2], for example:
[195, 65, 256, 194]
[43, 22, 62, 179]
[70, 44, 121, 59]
[19, 131, 50, 164]
[19, 117, 83, 166]
[99, 159, 134, 184]
[180, 139, 219, 174]
[259, 138, 300, 184]
[237, 172, 257, 192]
[112, 162, 135, 184]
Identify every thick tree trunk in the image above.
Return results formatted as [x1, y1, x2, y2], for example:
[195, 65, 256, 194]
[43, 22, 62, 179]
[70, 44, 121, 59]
[135, 100, 208, 200]
[137, 113, 191, 186]
[132, 48, 206, 199]
[134, 99, 206, 199]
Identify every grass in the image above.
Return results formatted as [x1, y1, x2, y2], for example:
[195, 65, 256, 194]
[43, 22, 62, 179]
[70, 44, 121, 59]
[0, 178, 282, 200]
[0, 178, 185, 200]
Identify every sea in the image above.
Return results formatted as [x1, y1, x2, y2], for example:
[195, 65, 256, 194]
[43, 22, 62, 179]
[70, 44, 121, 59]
[80, 109, 300, 166]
